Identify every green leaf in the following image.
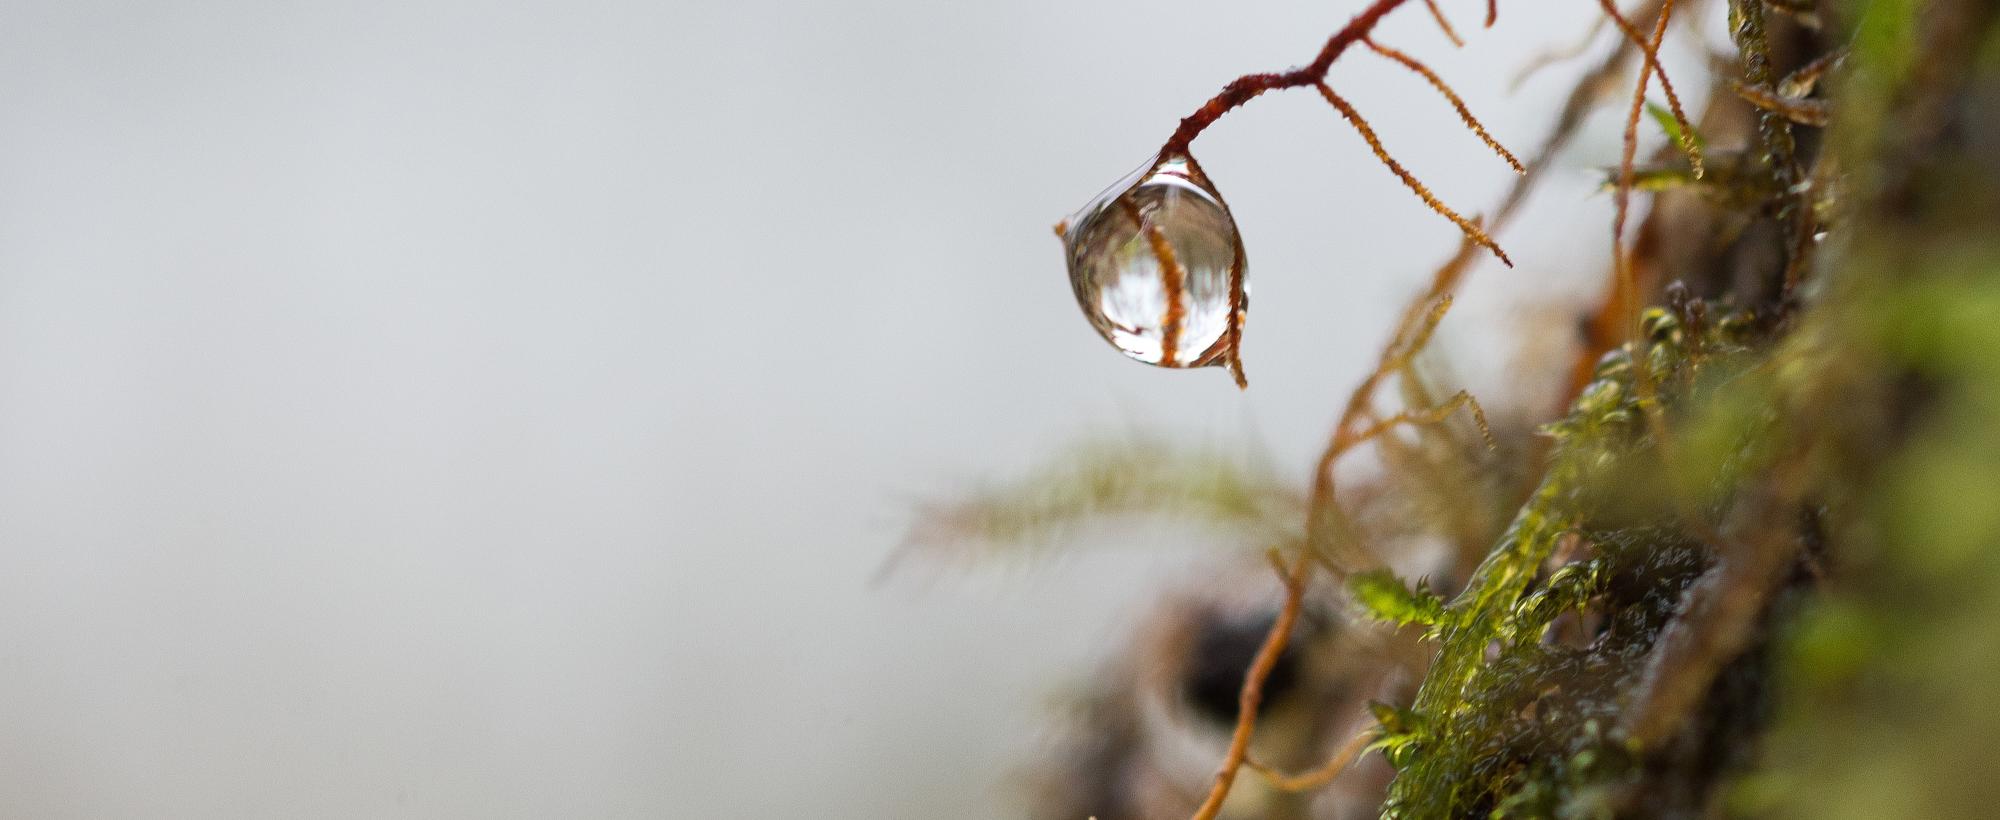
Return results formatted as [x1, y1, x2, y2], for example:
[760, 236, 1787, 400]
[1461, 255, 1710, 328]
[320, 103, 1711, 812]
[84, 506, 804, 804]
[1646, 100, 1704, 153]
[1349, 568, 1448, 628]
[1599, 166, 1699, 193]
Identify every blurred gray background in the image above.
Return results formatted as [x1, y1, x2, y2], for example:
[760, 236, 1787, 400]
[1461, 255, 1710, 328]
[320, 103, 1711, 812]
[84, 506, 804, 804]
[0, 1, 1691, 816]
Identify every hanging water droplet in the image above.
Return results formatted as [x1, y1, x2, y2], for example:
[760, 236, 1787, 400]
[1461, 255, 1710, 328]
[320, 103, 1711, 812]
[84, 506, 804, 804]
[1061, 153, 1246, 370]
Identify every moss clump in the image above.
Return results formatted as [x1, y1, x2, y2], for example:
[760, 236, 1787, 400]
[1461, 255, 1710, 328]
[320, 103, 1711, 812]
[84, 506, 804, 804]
[1358, 2, 2000, 816]
[1356, 306, 1778, 818]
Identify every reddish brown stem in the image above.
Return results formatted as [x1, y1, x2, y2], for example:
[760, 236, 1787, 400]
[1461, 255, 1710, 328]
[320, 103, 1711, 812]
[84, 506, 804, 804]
[1246, 726, 1380, 792]
[1349, 390, 1496, 452]
[1179, 153, 1250, 387]
[1599, 0, 1703, 178]
[1190, 551, 1313, 820]
[1316, 82, 1513, 267]
[1160, 0, 1414, 156]
[1141, 224, 1190, 366]
[1421, 0, 1465, 47]
[1365, 36, 1526, 173]
[1604, 0, 1678, 348]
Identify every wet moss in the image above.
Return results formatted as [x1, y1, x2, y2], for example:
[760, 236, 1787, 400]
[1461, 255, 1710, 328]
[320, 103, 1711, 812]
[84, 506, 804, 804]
[1352, 308, 1783, 817]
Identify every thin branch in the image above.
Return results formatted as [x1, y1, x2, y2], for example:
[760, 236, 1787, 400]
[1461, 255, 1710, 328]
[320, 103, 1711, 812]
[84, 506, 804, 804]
[1190, 550, 1313, 820]
[1599, 0, 1705, 179]
[1264, 546, 1295, 581]
[1175, 153, 1250, 387]
[1732, 79, 1832, 126]
[1347, 390, 1497, 453]
[1379, 295, 1456, 387]
[1778, 47, 1847, 98]
[1142, 223, 1191, 366]
[1150, 0, 1512, 387]
[1245, 726, 1381, 792]
[1314, 298, 1459, 524]
[1161, 0, 1416, 155]
[1549, 1, 1669, 408]
[1421, 0, 1465, 47]
[1304, 294, 1472, 587]
[1314, 295, 1454, 515]
[1316, 82, 1514, 267]
[1602, 0, 1679, 350]
[1365, 36, 1526, 173]
[1509, 0, 1660, 226]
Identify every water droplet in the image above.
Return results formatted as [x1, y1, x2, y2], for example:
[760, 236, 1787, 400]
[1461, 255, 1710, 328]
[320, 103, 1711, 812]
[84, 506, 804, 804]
[1062, 153, 1246, 369]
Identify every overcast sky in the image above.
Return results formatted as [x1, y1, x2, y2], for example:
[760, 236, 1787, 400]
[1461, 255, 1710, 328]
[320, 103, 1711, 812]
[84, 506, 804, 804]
[0, 2, 1696, 816]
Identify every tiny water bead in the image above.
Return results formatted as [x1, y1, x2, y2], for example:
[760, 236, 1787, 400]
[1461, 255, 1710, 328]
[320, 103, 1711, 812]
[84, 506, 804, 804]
[1061, 153, 1247, 375]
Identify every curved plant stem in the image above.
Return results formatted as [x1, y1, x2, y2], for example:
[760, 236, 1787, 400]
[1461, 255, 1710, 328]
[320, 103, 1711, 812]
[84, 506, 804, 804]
[1159, 0, 1415, 156]
[1316, 82, 1513, 267]
[1600, 0, 1704, 179]
[1246, 727, 1381, 792]
[1190, 550, 1313, 820]
[1421, 0, 1465, 47]
[1603, 0, 1679, 349]
[1365, 36, 1526, 173]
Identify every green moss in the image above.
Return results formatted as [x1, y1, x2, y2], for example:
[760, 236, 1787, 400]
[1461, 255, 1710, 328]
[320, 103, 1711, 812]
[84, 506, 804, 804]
[1373, 310, 1766, 817]
[1351, 569, 1449, 630]
[1368, 4, 2000, 816]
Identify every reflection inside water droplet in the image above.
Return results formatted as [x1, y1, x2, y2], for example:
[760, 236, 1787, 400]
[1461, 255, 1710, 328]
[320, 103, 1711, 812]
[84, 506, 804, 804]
[1062, 153, 1246, 369]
